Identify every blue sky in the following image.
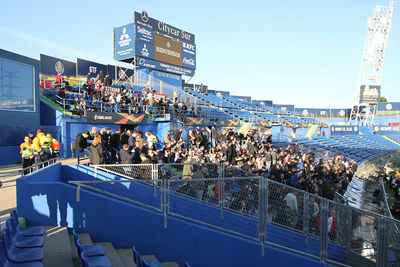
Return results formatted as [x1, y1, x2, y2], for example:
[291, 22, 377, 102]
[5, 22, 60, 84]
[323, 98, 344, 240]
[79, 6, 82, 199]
[1, 0, 399, 108]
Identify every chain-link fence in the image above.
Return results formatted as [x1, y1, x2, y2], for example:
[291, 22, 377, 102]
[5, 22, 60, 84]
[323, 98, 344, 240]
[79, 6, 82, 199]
[93, 164, 156, 180]
[68, 163, 400, 266]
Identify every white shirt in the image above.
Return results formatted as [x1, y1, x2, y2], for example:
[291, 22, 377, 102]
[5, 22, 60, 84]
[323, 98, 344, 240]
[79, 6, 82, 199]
[284, 193, 298, 214]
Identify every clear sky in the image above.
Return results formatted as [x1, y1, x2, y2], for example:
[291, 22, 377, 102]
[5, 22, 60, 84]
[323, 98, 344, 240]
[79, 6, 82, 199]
[0, 0, 399, 108]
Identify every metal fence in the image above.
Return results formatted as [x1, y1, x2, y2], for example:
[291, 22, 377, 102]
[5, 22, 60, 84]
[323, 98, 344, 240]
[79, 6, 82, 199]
[68, 163, 400, 266]
[19, 157, 59, 176]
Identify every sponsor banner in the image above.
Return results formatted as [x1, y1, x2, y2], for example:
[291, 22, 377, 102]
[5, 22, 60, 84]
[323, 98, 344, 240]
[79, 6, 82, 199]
[231, 95, 252, 102]
[377, 102, 400, 111]
[149, 92, 167, 102]
[135, 40, 154, 59]
[360, 85, 380, 104]
[373, 126, 400, 132]
[86, 112, 146, 124]
[77, 58, 107, 77]
[114, 23, 135, 61]
[135, 24, 153, 43]
[273, 104, 295, 112]
[389, 123, 400, 126]
[137, 57, 194, 76]
[134, 11, 195, 44]
[182, 53, 196, 69]
[215, 119, 241, 127]
[40, 54, 76, 77]
[153, 34, 182, 67]
[186, 117, 205, 126]
[207, 89, 229, 98]
[104, 86, 121, 95]
[252, 100, 273, 107]
[331, 126, 359, 135]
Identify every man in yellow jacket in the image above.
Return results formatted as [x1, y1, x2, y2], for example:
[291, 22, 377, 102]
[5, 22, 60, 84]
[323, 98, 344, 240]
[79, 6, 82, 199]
[20, 136, 34, 172]
[32, 129, 52, 162]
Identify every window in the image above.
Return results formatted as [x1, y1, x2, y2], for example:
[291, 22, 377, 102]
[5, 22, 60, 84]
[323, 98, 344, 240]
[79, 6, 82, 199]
[0, 58, 35, 112]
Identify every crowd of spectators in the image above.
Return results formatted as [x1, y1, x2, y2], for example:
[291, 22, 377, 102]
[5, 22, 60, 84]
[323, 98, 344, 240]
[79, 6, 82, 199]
[74, 125, 356, 238]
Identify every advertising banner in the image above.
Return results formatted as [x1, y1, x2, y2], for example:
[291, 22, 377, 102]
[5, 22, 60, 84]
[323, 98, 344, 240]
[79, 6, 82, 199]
[135, 40, 154, 59]
[114, 23, 135, 61]
[360, 85, 380, 104]
[40, 54, 76, 77]
[153, 34, 182, 67]
[135, 24, 154, 43]
[252, 100, 273, 107]
[137, 57, 194, 76]
[77, 58, 107, 77]
[373, 126, 400, 133]
[134, 11, 195, 44]
[86, 112, 146, 124]
[331, 126, 359, 135]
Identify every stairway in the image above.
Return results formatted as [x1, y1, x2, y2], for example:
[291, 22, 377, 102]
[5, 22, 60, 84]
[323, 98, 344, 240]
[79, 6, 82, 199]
[4, 215, 181, 266]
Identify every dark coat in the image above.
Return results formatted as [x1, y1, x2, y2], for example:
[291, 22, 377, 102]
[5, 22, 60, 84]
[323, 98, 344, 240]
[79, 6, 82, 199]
[119, 149, 134, 164]
[75, 133, 88, 152]
[89, 143, 104, 165]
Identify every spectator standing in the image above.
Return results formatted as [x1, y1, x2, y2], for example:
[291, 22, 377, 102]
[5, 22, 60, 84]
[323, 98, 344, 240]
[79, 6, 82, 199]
[75, 131, 91, 157]
[328, 210, 337, 241]
[283, 191, 299, 227]
[89, 134, 104, 165]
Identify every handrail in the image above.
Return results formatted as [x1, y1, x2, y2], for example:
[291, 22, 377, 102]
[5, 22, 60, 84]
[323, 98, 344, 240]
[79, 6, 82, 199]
[19, 157, 58, 176]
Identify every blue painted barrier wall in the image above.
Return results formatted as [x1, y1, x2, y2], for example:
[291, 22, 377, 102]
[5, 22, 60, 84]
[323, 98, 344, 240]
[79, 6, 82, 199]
[17, 164, 344, 267]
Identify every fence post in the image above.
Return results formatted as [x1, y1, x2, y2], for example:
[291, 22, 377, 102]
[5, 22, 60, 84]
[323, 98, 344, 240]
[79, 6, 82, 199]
[218, 162, 224, 219]
[94, 166, 98, 178]
[163, 179, 168, 229]
[376, 217, 389, 267]
[303, 193, 310, 240]
[258, 177, 267, 257]
[319, 198, 328, 263]
[76, 185, 81, 202]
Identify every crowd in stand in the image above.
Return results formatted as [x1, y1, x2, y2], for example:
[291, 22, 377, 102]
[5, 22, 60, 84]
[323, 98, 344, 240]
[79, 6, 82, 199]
[74, 126, 356, 238]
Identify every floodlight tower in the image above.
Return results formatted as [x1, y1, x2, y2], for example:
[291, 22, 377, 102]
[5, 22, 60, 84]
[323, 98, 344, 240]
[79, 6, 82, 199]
[349, 1, 394, 126]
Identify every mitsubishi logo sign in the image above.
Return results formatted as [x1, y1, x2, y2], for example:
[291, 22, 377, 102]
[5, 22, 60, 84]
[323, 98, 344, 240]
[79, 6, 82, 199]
[120, 27, 129, 40]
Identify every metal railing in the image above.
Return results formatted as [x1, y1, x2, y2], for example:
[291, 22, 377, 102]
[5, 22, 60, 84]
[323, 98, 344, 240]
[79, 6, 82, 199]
[19, 157, 59, 176]
[68, 162, 400, 266]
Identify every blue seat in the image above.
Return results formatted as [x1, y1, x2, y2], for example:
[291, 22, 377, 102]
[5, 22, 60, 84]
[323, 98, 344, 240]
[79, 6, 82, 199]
[72, 229, 105, 257]
[10, 211, 44, 236]
[133, 246, 160, 267]
[0, 242, 43, 267]
[81, 251, 112, 267]
[142, 257, 162, 267]
[1, 229, 43, 263]
[5, 222, 44, 248]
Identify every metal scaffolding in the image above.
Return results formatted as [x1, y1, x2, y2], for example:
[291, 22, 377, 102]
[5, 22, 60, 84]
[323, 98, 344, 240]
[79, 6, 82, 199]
[350, 1, 395, 126]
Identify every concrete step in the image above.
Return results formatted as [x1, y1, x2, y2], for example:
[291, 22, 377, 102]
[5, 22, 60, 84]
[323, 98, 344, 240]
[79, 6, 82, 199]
[117, 248, 137, 267]
[43, 226, 74, 267]
[162, 262, 180, 267]
[94, 242, 125, 267]
[78, 233, 93, 245]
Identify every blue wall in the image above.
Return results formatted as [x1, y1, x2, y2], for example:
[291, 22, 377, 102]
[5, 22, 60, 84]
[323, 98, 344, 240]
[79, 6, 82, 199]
[17, 164, 343, 267]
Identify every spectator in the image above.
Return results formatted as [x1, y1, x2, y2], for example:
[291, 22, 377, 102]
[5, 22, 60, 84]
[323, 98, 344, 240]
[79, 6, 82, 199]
[328, 210, 337, 241]
[283, 191, 299, 227]
[75, 131, 91, 157]
[89, 134, 104, 165]
[119, 144, 134, 164]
